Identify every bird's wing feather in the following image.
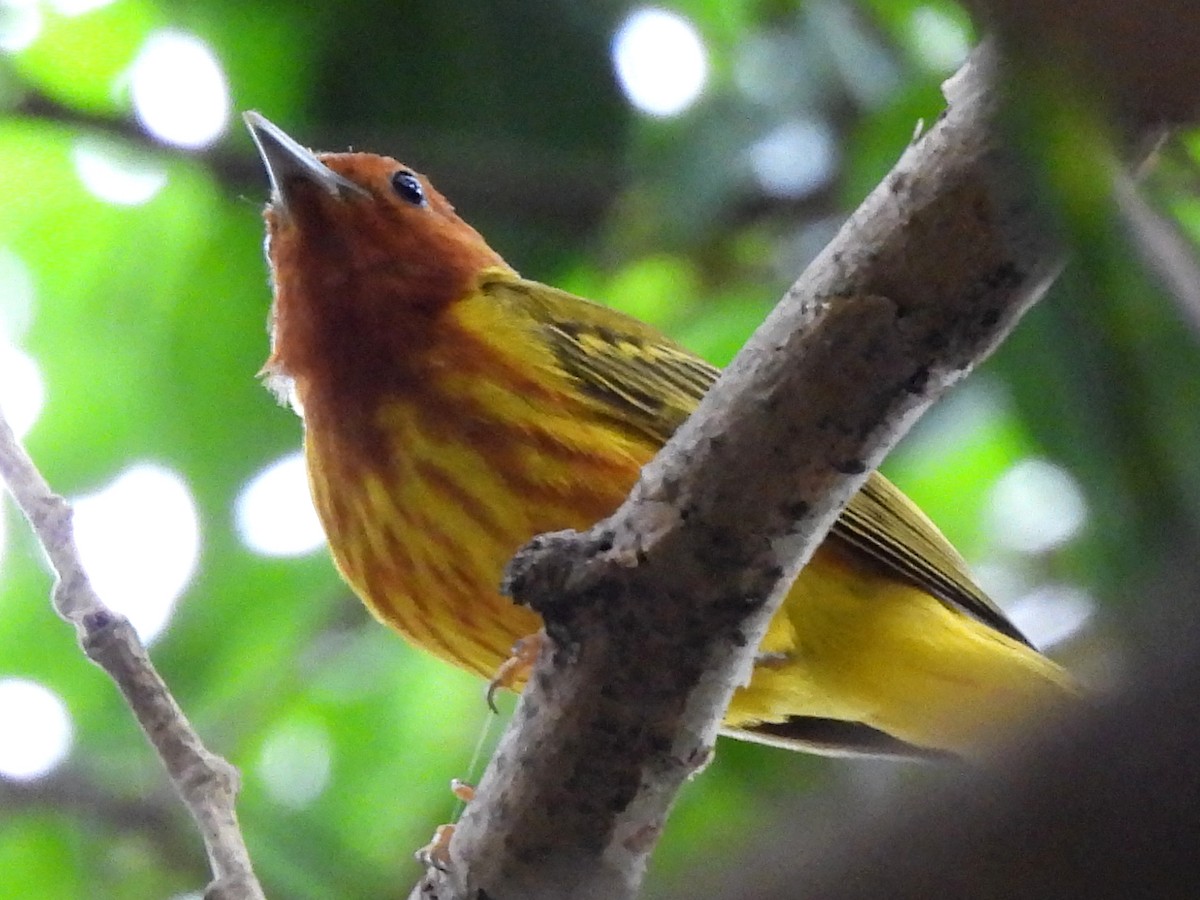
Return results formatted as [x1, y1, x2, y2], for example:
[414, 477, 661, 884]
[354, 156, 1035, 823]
[835, 474, 1029, 644]
[489, 275, 1031, 647]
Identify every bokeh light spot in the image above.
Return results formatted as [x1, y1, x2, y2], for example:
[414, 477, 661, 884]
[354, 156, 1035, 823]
[129, 30, 230, 149]
[73, 463, 201, 642]
[748, 119, 838, 199]
[907, 5, 972, 73]
[71, 138, 167, 206]
[0, 678, 73, 780]
[235, 452, 325, 557]
[1007, 583, 1096, 649]
[612, 8, 708, 117]
[257, 717, 333, 809]
[0, 0, 42, 52]
[0, 504, 6, 585]
[47, 0, 116, 14]
[0, 246, 36, 343]
[0, 343, 44, 439]
[989, 458, 1088, 554]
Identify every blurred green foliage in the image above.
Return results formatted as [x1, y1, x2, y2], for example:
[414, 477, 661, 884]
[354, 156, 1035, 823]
[1, 1, 1197, 898]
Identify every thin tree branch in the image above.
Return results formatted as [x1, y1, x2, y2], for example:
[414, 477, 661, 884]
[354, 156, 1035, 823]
[10, 90, 614, 236]
[0, 412, 264, 900]
[413, 41, 1066, 900]
[0, 771, 205, 877]
[1113, 170, 1200, 341]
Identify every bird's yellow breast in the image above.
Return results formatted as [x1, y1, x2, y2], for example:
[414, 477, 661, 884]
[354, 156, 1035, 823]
[300, 294, 658, 677]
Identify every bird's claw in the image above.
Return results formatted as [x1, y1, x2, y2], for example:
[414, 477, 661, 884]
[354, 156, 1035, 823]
[414, 780, 477, 871]
[416, 824, 456, 872]
[486, 632, 545, 712]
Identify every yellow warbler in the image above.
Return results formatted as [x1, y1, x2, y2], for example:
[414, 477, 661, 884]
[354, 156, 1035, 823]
[246, 112, 1076, 759]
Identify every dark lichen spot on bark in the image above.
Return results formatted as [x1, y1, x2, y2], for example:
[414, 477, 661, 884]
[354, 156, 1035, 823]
[783, 499, 810, 519]
[734, 595, 763, 619]
[511, 843, 544, 866]
[696, 526, 756, 570]
[612, 609, 640, 639]
[904, 366, 930, 393]
[543, 619, 575, 656]
[588, 577, 625, 608]
[656, 476, 680, 504]
[646, 732, 673, 756]
[982, 260, 1020, 289]
[925, 330, 949, 352]
[711, 594, 753, 619]
[82, 609, 116, 632]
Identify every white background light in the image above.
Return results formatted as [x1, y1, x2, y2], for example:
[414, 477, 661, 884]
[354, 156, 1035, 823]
[0, 678, 73, 780]
[129, 30, 230, 149]
[257, 717, 333, 809]
[235, 452, 326, 557]
[73, 463, 201, 642]
[48, 0, 117, 14]
[907, 5, 972, 73]
[0, 0, 41, 52]
[0, 344, 44, 439]
[989, 458, 1088, 554]
[748, 119, 839, 199]
[0, 246, 35, 342]
[72, 139, 168, 206]
[1007, 583, 1096, 649]
[612, 8, 708, 117]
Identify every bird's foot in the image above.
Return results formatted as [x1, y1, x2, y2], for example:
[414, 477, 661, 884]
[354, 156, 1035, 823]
[414, 780, 477, 871]
[486, 631, 544, 712]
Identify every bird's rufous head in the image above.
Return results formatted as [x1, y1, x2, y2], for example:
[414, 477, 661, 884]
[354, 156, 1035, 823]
[243, 112, 508, 404]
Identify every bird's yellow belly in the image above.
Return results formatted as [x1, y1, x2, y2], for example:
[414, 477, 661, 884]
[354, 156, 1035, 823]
[303, 403, 1072, 759]
[726, 544, 1076, 754]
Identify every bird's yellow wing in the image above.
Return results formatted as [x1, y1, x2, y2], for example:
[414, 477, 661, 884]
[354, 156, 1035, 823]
[836, 475, 1029, 645]
[490, 275, 1030, 647]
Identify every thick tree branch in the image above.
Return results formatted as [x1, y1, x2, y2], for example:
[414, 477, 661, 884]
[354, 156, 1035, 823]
[0, 413, 264, 900]
[413, 42, 1065, 900]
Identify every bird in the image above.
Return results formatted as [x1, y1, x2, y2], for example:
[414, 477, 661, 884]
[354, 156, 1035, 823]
[245, 111, 1077, 761]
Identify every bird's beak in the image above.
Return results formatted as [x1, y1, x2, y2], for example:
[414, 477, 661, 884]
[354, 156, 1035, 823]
[243, 111, 367, 213]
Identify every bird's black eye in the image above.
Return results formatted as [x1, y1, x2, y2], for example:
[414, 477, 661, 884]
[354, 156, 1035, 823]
[390, 170, 427, 207]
